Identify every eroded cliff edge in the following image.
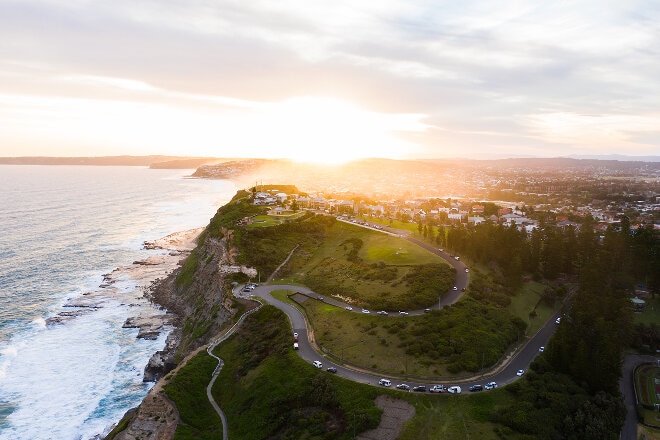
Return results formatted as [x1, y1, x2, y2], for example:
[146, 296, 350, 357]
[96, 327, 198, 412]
[105, 191, 262, 440]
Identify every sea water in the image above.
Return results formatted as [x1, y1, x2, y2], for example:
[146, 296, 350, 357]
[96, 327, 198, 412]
[0, 165, 235, 439]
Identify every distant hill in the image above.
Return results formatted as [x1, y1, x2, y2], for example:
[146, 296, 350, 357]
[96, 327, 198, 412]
[565, 154, 660, 162]
[0, 155, 223, 167]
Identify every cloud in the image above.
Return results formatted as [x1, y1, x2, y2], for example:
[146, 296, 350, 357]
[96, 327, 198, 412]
[0, 0, 658, 158]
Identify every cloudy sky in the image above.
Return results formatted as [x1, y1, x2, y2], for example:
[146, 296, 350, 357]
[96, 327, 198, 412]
[1, 0, 658, 162]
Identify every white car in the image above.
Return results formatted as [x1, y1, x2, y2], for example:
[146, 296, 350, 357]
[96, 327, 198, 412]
[465, 268, 469, 273]
[555, 317, 561, 324]
[378, 378, 391, 387]
[361, 309, 370, 314]
[485, 381, 497, 390]
[345, 306, 353, 311]
[447, 385, 462, 394]
[516, 369, 525, 376]
[398, 311, 409, 315]
[452, 286, 458, 291]
[313, 360, 323, 368]
[539, 346, 545, 352]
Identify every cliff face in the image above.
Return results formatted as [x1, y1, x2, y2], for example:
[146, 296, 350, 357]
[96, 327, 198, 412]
[106, 226, 243, 439]
[144, 227, 239, 378]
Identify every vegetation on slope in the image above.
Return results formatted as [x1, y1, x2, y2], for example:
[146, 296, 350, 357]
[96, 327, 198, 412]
[211, 305, 382, 439]
[163, 354, 221, 439]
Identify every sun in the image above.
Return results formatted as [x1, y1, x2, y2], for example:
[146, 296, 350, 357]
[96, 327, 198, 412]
[257, 97, 423, 165]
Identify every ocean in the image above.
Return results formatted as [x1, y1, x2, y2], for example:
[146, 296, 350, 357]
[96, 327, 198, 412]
[0, 165, 236, 439]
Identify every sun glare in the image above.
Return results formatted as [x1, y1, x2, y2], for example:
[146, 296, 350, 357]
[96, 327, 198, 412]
[257, 97, 425, 165]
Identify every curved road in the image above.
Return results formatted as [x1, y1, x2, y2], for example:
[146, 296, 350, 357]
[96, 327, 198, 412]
[243, 234, 558, 393]
[250, 283, 559, 393]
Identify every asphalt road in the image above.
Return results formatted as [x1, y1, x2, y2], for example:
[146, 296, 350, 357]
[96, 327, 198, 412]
[243, 229, 562, 394]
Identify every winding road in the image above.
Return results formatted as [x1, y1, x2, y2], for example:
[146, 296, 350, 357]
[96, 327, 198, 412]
[208, 218, 643, 439]
[239, 231, 559, 392]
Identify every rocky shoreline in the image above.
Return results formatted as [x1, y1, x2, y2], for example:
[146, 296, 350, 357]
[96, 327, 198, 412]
[46, 227, 203, 385]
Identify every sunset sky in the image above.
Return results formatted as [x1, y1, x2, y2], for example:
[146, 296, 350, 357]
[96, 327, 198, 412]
[1, 1, 659, 163]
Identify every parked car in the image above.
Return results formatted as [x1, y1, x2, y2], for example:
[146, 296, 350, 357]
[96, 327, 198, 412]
[539, 346, 545, 352]
[424, 308, 431, 313]
[447, 385, 462, 394]
[396, 383, 410, 391]
[345, 306, 353, 311]
[318, 296, 324, 301]
[398, 311, 409, 315]
[516, 369, 525, 376]
[362, 309, 370, 314]
[452, 286, 458, 291]
[429, 385, 446, 393]
[293, 342, 299, 350]
[293, 332, 298, 340]
[412, 385, 427, 392]
[555, 317, 561, 324]
[313, 360, 323, 368]
[378, 378, 391, 387]
[485, 381, 497, 390]
[377, 310, 388, 316]
[327, 367, 337, 373]
[454, 256, 460, 260]
[469, 384, 483, 392]
[465, 268, 469, 273]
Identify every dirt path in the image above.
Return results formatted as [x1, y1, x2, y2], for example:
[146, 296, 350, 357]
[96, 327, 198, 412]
[356, 395, 415, 440]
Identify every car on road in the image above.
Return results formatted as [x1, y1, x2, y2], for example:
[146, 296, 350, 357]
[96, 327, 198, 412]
[517, 369, 525, 376]
[539, 346, 545, 352]
[465, 268, 469, 272]
[555, 317, 561, 324]
[485, 381, 498, 390]
[461, 287, 466, 291]
[447, 385, 462, 394]
[412, 385, 427, 392]
[293, 342, 299, 350]
[439, 249, 444, 252]
[327, 367, 337, 373]
[396, 383, 410, 391]
[362, 309, 370, 314]
[469, 384, 483, 392]
[377, 310, 388, 316]
[313, 360, 323, 368]
[429, 385, 446, 393]
[345, 306, 353, 311]
[398, 311, 409, 315]
[452, 286, 458, 291]
[318, 296, 324, 301]
[454, 256, 460, 260]
[379, 378, 392, 387]
[424, 308, 431, 313]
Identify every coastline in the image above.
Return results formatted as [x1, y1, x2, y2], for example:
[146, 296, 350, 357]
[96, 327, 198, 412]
[48, 227, 203, 338]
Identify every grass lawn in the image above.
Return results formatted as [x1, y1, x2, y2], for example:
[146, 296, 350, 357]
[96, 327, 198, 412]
[507, 281, 556, 335]
[397, 390, 522, 440]
[288, 221, 453, 310]
[360, 233, 440, 265]
[302, 220, 441, 267]
[299, 295, 522, 378]
[247, 212, 306, 229]
[303, 299, 423, 375]
[634, 297, 660, 325]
